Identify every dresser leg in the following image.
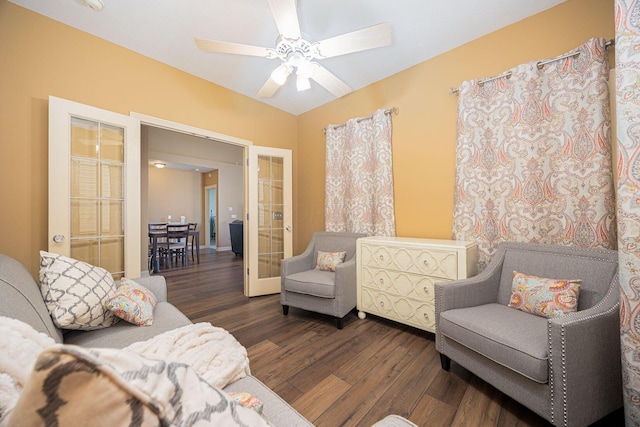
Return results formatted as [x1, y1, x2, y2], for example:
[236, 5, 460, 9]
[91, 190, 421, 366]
[357, 311, 366, 319]
[282, 305, 289, 315]
[336, 317, 344, 329]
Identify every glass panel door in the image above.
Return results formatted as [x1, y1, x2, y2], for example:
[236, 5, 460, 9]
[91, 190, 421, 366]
[248, 146, 292, 296]
[257, 155, 285, 279]
[49, 96, 140, 278]
[69, 118, 125, 277]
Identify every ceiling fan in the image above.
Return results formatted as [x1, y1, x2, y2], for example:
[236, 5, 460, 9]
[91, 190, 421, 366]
[195, 0, 391, 99]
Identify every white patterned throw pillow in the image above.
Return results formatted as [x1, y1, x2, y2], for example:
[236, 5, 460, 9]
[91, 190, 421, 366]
[39, 251, 119, 330]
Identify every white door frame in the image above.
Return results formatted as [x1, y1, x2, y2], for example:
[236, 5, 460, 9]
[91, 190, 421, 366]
[204, 184, 217, 248]
[131, 112, 252, 292]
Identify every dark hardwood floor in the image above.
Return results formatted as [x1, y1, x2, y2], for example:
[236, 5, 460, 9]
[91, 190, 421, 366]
[155, 248, 624, 427]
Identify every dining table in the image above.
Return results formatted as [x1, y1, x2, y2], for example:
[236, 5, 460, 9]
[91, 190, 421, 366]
[149, 223, 200, 273]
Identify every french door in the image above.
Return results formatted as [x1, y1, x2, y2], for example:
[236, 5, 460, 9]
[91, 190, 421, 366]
[247, 146, 293, 296]
[48, 96, 141, 278]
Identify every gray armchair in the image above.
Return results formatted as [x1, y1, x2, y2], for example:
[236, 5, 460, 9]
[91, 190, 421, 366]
[435, 242, 621, 427]
[281, 231, 367, 329]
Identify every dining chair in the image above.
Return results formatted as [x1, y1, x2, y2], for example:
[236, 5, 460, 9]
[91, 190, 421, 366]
[166, 223, 190, 267]
[147, 222, 168, 271]
[187, 223, 198, 262]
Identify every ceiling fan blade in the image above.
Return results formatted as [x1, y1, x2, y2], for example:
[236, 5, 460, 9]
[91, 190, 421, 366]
[314, 22, 391, 58]
[267, 0, 301, 39]
[257, 75, 281, 98]
[195, 38, 272, 57]
[311, 64, 352, 98]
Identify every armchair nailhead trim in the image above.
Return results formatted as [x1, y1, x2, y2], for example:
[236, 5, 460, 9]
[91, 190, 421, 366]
[548, 272, 619, 427]
[551, 271, 620, 427]
[548, 320, 556, 425]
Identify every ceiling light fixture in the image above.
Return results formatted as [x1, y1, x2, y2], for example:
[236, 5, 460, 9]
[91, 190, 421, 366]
[270, 63, 292, 86]
[82, 0, 104, 11]
[296, 74, 311, 91]
[154, 162, 166, 169]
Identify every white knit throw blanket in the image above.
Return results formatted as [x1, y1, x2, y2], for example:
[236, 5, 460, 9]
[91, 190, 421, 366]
[125, 322, 251, 389]
[0, 317, 56, 426]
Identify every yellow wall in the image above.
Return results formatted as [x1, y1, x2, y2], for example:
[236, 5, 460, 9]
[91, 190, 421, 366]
[295, 0, 615, 250]
[0, 0, 614, 273]
[0, 1, 297, 273]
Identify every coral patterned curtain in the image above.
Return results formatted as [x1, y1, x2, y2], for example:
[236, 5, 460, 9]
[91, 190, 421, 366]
[452, 38, 616, 270]
[325, 109, 396, 236]
[615, 1, 640, 423]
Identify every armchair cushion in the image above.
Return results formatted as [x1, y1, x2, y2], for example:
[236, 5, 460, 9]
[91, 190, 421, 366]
[283, 270, 336, 298]
[508, 271, 580, 318]
[439, 303, 549, 383]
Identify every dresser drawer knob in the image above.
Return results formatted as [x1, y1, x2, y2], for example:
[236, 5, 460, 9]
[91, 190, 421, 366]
[423, 313, 429, 319]
[379, 278, 384, 284]
[423, 286, 429, 293]
[423, 260, 429, 266]
[380, 301, 384, 307]
[379, 254, 384, 261]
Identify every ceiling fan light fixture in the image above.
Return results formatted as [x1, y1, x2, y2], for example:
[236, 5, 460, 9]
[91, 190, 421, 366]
[296, 60, 315, 79]
[296, 75, 311, 91]
[271, 63, 292, 86]
[82, 0, 104, 11]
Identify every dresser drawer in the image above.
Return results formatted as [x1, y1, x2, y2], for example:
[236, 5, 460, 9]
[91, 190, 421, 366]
[361, 266, 441, 302]
[360, 244, 459, 280]
[360, 287, 436, 331]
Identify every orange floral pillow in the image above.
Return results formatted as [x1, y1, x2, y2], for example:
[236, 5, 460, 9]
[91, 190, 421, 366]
[315, 251, 346, 272]
[508, 271, 581, 318]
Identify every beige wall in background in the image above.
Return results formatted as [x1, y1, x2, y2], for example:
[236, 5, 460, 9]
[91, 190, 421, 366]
[295, 0, 615, 250]
[0, 0, 297, 274]
[147, 167, 202, 226]
[0, 0, 614, 275]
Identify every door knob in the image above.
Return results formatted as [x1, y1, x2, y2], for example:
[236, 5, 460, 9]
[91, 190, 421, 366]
[285, 226, 292, 231]
[53, 235, 65, 243]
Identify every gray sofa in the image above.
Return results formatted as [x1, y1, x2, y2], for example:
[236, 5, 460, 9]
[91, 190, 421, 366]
[0, 253, 415, 427]
[0, 253, 313, 426]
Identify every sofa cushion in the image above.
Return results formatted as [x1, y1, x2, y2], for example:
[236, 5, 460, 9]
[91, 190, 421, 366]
[63, 302, 191, 349]
[283, 270, 336, 298]
[225, 375, 314, 427]
[0, 255, 63, 343]
[508, 271, 580, 318]
[39, 251, 119, 330]
[439, 303, 549, 383]
[7, 345, 269, 427]
[105, 278, 158, 326]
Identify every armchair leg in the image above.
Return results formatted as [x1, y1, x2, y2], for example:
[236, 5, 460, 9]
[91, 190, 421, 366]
[336, 317, 344, 330]
[440, 353, 451, 371]
[282, 305, 289, 315]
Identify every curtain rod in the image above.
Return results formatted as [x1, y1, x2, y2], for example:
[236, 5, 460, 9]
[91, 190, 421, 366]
[322, 107, 398, 134]
[448, 39, 615, 95]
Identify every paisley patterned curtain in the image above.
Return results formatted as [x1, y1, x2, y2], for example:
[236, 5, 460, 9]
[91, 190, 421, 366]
[452, 38, 617, 270]
[325, 109, 396, 236]
[615, 1, 640, 423]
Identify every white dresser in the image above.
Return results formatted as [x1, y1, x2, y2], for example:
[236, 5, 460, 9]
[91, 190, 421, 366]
[356, 237, 478, 333]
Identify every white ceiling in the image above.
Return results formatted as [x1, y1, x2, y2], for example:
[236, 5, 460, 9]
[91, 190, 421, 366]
[9, 0, 566, 115]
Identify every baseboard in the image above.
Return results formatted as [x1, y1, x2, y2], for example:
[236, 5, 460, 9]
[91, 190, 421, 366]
[217, 246, 232, 251]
